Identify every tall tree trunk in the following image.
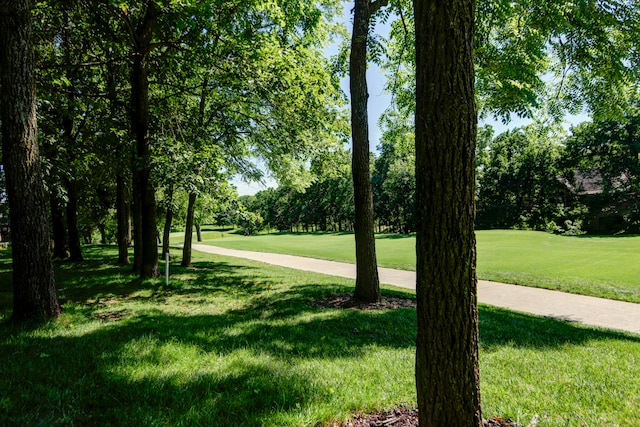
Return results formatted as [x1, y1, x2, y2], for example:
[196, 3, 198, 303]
[130, 3, 159, 278]
[98, 224, 107, 244]
[195, 224, 202, 242]
[0, 0, 60, 321]
[182, 192, 197, 267]
[162, 185, 174, 257]
[350, 0, 387, 303]
[131, 167, 142, 272]
[60, 10, 82, 263]
[414, 0, 482, 425]
[107, 57, 131, 265]
[65, 179, 83, 261]
[50, 192, 69, 259]
[116, 174, 131, 265]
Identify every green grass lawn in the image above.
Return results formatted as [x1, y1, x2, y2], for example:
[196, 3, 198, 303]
[194, 230, 640, 303]
[1, 246, 640, 426]
[199, 232, 415, 269]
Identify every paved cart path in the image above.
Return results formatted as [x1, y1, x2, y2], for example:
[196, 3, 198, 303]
[192, 244, 640, 335]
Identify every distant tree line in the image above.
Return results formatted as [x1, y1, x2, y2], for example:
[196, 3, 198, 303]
[478, 111, 640, 235]
[244, 110, 640, 236]
[241, 149, 355, 233]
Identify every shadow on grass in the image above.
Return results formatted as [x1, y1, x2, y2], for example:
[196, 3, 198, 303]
[200, 226, 235, 232]
[0, 321, 322, 426]
[479, 305, 640, 351]
[575, 233, 640, 239]
[374, 233, 415, 240]
[2, 245, 640, 426]
[258, 231, 355, 237]
[0, 258, 415, 425]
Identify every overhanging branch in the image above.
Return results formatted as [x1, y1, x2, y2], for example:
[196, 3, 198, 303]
[370, 0, 389, 15]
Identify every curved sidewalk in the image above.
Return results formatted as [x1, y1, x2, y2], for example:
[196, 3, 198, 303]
[192, 244, 640, 335]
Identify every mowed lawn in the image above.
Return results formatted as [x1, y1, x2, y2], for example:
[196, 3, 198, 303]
[195, 230, 640, 303]
[1, 246, 640, 426]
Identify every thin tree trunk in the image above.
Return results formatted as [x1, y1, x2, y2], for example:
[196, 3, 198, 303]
[98, 224, 107, 244]
[65, 179, 83, 261]
[108, 57, 131, 265]
[414, 0, 482, 424]
[60, 13, 82, 263]
[182, 192, 197, 267]
[131, 167, 142, 272]
[50, 192, 69, 259]
[162, 185, 174, 256]
[116, 174, 130, 265]
[195, 224, 202, 242]
[0, 0, 60, 320]
[350, 0, 387, 303]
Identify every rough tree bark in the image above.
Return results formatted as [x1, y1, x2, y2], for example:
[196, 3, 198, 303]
[130, 2, 160, 278]
[350, 0, 387, 303]
[414, 0, 482, 425]
[0, 0, 60, 320]
[181, 192, 197, 267]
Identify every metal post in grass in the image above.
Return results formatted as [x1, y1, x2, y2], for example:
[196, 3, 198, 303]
[165, 252, 170, 286]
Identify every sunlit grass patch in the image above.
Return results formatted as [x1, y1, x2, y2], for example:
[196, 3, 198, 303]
[199, 230, 640, 303]
[1, 246, 640, 426]
[0, 246, 417, 425]
[480, 306, 640, 426]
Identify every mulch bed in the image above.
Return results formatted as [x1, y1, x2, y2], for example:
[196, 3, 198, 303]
[333, 406, 418, 427]
[314, 294, 525, 427]
[312, 292, 416, 310]
[331, 407, 523, 427]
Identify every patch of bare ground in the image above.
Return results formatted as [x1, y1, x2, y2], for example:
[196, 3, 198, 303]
[328, 407, 524, 427]
[331, 406, 522, 427]
[93, 308, 131, 322]
[328, 406, 418, 427]
[312, 293, 416, 310]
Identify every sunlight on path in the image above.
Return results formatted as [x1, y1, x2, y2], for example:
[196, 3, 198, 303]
[192, 244, 640, 335]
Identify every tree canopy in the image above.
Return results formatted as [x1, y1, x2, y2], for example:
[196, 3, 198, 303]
[382, 0, 640, 127]
[10, 0, 347, 277]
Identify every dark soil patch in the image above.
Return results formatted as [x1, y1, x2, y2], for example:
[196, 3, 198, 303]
[93, 308, 131, 322]
[333, 406, 418, 426]
[330, 406, 523, 427]
[312, 293, 416, 310]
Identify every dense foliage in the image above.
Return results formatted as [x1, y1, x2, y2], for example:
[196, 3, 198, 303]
[3, 0, 639, 263]
[476, 125, 567, 231]
[563, 109, 640, 233]
[247, 148, 354, 232]
[3, 0, 346, 271]
[247, 115, 640, 236]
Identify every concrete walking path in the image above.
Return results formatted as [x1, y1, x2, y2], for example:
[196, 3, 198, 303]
[192, 244, 640, 335]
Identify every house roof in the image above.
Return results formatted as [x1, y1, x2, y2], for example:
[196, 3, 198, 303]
[560, 169, 629, 196]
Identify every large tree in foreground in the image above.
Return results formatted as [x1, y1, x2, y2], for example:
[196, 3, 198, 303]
[414, 0, 481, 424]
[0, 0, 60, 320]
